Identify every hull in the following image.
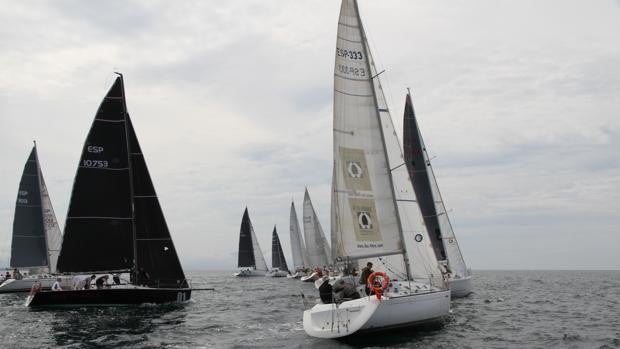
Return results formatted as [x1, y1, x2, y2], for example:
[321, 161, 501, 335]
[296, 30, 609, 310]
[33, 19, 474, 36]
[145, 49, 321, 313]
[265, 270, 289, 277]
[0, 275, 73, 293]
[286, 271, 303, 279]
[300, 272, 320, 282]
[448, 275, 473, 298]
[233, 269, 267, 277]
[26, 287, 191, 307]
[303, 284, 450, 339]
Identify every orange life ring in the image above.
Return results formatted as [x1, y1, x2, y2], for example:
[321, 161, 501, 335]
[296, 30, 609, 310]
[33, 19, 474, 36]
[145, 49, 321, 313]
[367, 271, 390, 299]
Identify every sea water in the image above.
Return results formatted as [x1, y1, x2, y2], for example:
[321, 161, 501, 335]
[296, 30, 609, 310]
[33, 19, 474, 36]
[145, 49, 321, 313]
[0, 270, 618, 348]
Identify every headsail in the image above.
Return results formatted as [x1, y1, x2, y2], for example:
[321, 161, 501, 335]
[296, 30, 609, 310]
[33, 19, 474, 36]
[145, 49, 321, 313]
[302, 189, 331, 267]
[289, 202, 308, 270]
[10, 146, 48, 270]
[38, 155, 63, 274]
[271, 227, 289, 271]
[404, 93, 469, 277]
[128, 115, 187, 287]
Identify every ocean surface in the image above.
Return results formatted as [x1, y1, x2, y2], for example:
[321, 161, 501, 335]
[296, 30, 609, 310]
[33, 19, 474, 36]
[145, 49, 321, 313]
[0, 270, 618, 348]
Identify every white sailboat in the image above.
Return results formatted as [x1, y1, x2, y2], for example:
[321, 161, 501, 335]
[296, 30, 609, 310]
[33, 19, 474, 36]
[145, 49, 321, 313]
[265, 226, 290, 277]
[403, 92, 472, 297]
[301, 188, 331, 282]
[0, 143, 72, 293]
[302, 0, 451, 338]
[234, 208, 269, 277]
[287, 201, 309, 278]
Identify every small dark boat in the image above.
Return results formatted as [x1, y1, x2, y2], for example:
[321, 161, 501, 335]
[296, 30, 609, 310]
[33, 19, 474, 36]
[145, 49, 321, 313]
[27, 74, 190, 307]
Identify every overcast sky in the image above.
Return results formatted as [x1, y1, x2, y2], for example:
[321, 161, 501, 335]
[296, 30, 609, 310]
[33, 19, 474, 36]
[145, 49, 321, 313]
[1, 0, 618, 271]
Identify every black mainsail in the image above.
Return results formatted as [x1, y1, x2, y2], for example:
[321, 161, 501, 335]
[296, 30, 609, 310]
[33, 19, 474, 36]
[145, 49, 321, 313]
[56, 75, 187, 288]
[271, 227, 288, 272]
[403, 92, 447, 261]
[11, 146, 47, 269]
[237, 208, 255, 268]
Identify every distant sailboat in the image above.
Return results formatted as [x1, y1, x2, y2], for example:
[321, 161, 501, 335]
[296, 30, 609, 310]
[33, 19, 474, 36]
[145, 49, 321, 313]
[0, 143, 69, 293]
[234, 208, 269, 277]
[300, 189, 331, 282]
[403, 91, 472, 297]
[287, 201, 309, 278]
[266, 227, 289, 277]
[302, 0, 450, 338]
[27, 74, 191, 307]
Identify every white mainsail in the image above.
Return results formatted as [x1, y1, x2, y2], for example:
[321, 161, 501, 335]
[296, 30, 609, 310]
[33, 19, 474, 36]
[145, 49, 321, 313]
[289, 201, 308, 270]
[332, 0, 443, 285]
[38, 167, 62, 274]
[302, 189, 331, 267]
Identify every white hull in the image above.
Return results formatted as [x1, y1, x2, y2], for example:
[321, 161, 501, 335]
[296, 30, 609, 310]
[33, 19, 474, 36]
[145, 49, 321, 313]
[448, 275, 473, 298]
[304, 286, 450, 338]
[286, 271, 303, 279]
[265, 270, 289, 277]
[300, 271, 320, 282]
[233, 269, 267, 277]
[0, 275, 73, 293]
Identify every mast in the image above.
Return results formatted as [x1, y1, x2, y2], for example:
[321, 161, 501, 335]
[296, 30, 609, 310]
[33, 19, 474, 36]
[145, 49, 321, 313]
[117, 73, 139, 283]
[353, 0, 411, 279]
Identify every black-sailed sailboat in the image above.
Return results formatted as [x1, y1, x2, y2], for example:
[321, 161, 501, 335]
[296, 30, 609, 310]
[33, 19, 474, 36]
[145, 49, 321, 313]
[403, 91, 472, 297]
[0, 143, 67, 293]
[234, 208, 268, 277]
[27, 74, 191, 307]
[266, 227, 289, 277]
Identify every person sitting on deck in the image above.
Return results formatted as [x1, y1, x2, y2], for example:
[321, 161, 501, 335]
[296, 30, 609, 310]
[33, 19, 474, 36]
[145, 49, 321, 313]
[13, 268, 22, 280]
[138, 268, 150, 286]
[95, 275, 110, 289]
[318, 276, 333, 303]
[112, 274, 121, 285]
[4, 271, 10, 280]
[51, 277, 63, 291]
[333, 279, 361, 302]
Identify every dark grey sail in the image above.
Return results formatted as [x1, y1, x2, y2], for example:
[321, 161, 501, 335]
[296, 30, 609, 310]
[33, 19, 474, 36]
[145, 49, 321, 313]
[271, 227, 288, 271]
[237, 208, 255, 268]
[57, 75, 187, 288]
[10, 146, 47, 268]
[403, 92, 447, 261]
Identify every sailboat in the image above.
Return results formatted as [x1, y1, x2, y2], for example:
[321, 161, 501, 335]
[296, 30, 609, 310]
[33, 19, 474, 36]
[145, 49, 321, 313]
[302, 0, 451, 338]
[300, 188, 331, 282]
[234, 208, 269, 277]
[287, 201, 309, 278]
[403, 92, 472, 297]
[266, 227, 289, 277]
[27, 74, 191, 307]
[0, 143, 69, 293]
